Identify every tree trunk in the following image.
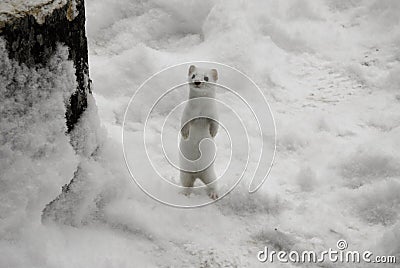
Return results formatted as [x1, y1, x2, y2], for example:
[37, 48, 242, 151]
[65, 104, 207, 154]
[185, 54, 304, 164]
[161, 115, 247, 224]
[0, 0, 90, 132]
[1, 0, 106, 226]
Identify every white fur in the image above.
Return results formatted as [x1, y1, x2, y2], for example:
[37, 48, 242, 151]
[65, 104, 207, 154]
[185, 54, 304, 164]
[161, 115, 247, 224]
[179, 65, 219, 200]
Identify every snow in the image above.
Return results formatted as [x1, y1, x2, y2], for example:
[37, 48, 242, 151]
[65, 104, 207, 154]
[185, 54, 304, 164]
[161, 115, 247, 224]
[0, 0, 68, 25]
[1, 0, 400, 267]
[0, 38, 78, 264]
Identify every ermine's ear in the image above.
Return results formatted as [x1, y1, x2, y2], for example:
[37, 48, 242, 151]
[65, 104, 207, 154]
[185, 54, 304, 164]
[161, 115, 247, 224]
[210, 69, 218, 81]
[188, 65, 196, 76]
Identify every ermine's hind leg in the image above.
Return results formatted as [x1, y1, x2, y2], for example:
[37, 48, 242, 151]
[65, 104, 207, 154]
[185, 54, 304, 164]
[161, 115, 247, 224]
[199, 166, 218, 200]
[180, 171, 194, 196]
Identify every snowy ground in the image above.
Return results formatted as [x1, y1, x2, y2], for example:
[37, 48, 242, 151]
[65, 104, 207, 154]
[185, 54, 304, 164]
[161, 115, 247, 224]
[1, 0, 400, 267]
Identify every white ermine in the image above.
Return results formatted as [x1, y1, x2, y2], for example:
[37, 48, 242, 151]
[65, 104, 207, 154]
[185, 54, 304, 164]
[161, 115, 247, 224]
[179, 65, 219, 200]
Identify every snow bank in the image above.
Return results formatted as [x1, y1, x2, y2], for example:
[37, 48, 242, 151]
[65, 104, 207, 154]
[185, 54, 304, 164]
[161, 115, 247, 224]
[0, 38, 79, 263]
[84, 0, 400, 265]
[0, 36, 132, 267]
[350, 179, 400, 226]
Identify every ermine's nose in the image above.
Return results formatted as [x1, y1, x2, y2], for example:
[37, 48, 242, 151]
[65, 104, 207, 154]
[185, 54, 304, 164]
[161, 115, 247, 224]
[194, 81, 201, 86]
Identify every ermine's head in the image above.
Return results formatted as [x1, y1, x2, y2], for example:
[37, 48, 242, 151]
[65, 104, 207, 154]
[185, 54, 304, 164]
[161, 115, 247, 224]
[188, 65, 218, 97]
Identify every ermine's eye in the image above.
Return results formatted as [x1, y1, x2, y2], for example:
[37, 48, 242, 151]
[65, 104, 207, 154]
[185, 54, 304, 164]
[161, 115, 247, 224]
[191, 74, 195, 79]
[204, 76, 209, 81]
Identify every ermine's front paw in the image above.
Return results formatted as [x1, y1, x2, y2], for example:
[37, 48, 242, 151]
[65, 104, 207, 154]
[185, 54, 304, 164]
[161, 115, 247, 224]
[181, 124, 189, 139]
[209, 124, 218, 138]
[208, 191, 219, 200]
